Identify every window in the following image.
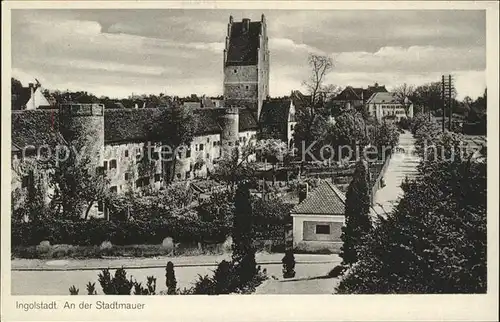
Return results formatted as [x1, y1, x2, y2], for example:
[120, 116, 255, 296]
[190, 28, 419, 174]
[233, 69, 237, 73]
[195, 144, 198, 151]
[109, 160, 117, 170]
[103, 161, 108, 170]
[124, 172, 131, 181]
[110, 186, 117, 193]
[154, 174, 161, 182]
[245, 85, 249, 90]
[207, 138, 210, 143]
[316, 225, 330, 235]
[206, 153, 210, 159]
[186, 148, 191, 158]
[213, 141, 216, 147]
[199, 144, 204, 151]
[124, 150, 129, 157]
[290, 124, 294, 131]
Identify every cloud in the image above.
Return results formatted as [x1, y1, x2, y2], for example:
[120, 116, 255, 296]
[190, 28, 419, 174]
[10, 9, 486, 100]
[333, 45, 485, 73]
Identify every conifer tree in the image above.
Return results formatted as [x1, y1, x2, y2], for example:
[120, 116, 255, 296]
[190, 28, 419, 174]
[340, 159, 372, 266]
[232, 181, 257, 285]
[165, 261, 177, 295]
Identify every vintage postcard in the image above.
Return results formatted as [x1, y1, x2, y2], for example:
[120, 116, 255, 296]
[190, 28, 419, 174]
[1, 1, 498, 321]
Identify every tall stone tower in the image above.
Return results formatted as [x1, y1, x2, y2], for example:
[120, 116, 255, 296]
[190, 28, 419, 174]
[59, 103, 105, 218]
[223, 14, 270, 118]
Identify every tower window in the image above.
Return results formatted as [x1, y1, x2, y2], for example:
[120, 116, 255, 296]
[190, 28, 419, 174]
[109, 159, 117, 170]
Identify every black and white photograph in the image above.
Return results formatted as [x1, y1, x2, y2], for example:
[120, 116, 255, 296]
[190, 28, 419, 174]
[2, 1, 498, 321]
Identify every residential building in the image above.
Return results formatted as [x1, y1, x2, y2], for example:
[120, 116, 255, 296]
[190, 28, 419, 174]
[332, 83, 388, 110]
[258, 97, 297, 146]
[365, 92, 413, 122]
[12, 82, 52, 110]
[290, 181, 347, 253]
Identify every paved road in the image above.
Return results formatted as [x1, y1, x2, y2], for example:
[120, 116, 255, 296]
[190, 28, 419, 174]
[11, 253, 340, 295]
[373, 131, 420, 215]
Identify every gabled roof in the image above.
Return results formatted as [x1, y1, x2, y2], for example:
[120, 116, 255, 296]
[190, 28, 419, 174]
[225, 20, 262, 66]
[239, 109, 259, 131]
[259, 99, 292, 125]
[365, 92, 406, 105]
[290, 90, 311, 109]
[291, 180, 346, 215]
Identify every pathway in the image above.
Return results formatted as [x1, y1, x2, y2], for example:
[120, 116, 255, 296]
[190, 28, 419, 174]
[11, 253, 340, 295]
[373, 131, 420, 215]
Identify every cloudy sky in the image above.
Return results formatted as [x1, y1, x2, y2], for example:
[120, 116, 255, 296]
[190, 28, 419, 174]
[11, 9, 486, 100]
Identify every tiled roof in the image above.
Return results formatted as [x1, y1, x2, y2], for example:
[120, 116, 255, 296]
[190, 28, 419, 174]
[239, 109, 258, 131]
[290, 90, 311, 109]
[11, 107, 258, 151]
[291, 180, 346, 215]
[365, 92, 404, 105]
[225, 21, 262, 66]
[334, 85, 388, 102]
[259, 99, 291, 125]
[11, 110, 66, 152]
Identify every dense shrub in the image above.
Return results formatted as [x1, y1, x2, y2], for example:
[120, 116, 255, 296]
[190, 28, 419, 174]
[282, 250, 296, 278]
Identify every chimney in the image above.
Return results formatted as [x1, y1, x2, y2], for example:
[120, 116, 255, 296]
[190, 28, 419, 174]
[261, 14, 266, 23]
[242, 18, 250, 33]
[28, 83, 36, 110]
[229, 15, 233, 23]
[298, 182, 309, 202]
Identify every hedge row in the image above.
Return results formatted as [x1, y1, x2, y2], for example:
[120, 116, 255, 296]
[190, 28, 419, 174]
[11, 217, 231, 246]
[11, 218, 288, 247]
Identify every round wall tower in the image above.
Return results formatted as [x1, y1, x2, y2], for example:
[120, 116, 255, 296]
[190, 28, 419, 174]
[59, 103, 105, 169]
[220, 106, 239, 157]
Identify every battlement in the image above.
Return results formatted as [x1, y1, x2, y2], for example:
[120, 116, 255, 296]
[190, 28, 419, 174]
[60, 103, 104, 116]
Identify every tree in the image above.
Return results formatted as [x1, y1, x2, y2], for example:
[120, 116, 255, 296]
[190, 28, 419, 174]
[336, 154, 486, 293]
[165, 261, 177, 295]
[393, 83, 415, 117]
[51, 152, 109, 220]
[282, 250, 296, 278]
[211, 145, 257, 191]
[339, 159, 372, 266]
[11, 77, 25, 110]
[411, 82, 442, 114]
[232, 181, 257, 285]
[326, 109, 369, 160]
[293, 54, 335, 161]
[372, 121, 400, 157]
[256, 139, 293, 184]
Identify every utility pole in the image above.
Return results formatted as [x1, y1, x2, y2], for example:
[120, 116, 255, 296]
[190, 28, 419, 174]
[448, 74, 453, 131]
[441, 75, 446, 132]
[441, 74, 455, 132]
